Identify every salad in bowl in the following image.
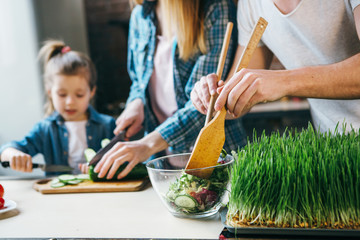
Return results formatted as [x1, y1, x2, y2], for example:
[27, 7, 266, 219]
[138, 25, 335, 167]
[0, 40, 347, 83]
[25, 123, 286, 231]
[146, 152, 233, 218]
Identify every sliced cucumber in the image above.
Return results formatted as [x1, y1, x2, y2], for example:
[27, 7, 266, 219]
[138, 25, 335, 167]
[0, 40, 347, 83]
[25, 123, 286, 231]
[101, 138, 111, 148]
[50, 174, 84, 188]
[76, 174, 90, 180]
[51, 182, 66, 188]
[66, 179, 83, 185]
[51, 178, 60, 184]
[58, 174, 76, 183]
[174, 195, 197, 209]
[84, 148, 96, 163]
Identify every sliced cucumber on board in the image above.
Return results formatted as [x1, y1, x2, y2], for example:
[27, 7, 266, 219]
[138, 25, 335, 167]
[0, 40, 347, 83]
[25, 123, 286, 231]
[58, 174, 76, 183]
[66, 179, 83, 185]
[76, 174, 90, 180]
[50, 182, 66, 188]
[50, 174, 91, 188]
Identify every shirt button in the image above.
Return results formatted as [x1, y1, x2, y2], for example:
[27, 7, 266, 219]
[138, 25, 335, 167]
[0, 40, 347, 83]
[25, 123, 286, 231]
[64, 133, 68, 137]
[140, 83, 145, 89]
[64, 151, 67, 155]
[88, 136, 92, 140]
[147, 55, 152, 61]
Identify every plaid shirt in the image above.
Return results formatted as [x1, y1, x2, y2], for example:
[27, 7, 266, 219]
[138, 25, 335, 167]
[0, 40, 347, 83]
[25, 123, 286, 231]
[127, 0, 247, 155]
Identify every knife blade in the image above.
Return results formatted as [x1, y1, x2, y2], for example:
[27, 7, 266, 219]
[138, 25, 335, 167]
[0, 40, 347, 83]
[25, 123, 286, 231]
[88, 130, 127, 166]
[1, 161, 73, 173]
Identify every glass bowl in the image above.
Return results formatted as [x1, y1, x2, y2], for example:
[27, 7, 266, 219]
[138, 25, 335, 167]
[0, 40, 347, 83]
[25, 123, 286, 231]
[146, 153, 233, 218]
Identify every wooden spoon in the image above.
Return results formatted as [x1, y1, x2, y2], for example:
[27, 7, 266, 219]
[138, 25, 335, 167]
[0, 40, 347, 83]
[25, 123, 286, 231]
[185, 17, 268, 179]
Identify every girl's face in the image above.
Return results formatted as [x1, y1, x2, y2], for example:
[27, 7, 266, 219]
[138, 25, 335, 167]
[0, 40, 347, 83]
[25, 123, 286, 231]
[48, 74, 95, 121]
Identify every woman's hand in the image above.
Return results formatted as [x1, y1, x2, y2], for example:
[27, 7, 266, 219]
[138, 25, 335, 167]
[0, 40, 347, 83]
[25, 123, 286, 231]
[0, 148, 32, 172]
[191, 73, 220, 115]
[94, 131, 168, 180]
[190, 73, 244, 120]
[114, 98, 145, 138]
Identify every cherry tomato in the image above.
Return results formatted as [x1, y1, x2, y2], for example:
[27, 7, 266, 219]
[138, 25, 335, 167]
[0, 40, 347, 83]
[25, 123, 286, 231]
[0, 197, 4, 209]
[0, 184, 3, 198]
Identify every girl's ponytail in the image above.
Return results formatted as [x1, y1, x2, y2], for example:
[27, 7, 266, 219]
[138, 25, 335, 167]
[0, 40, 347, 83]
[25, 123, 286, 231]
[38, 40, 66, 70]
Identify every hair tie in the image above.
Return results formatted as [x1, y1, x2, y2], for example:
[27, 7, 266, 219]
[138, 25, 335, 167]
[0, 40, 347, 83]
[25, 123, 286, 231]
[61, 46, 71, 54]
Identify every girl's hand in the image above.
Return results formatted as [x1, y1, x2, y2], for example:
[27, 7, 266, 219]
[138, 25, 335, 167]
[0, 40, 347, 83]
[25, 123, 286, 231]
[78, 163, 89, 174]
[94, 131, 168, 180]
[1, 148, 32, 172]
[114, 98, 144, 138]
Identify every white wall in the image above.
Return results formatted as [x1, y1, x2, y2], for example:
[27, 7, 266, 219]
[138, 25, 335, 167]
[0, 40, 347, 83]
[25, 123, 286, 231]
[34, 0, 89, 54]
[0, 0, 42, 145]
[0, 0, 88, 177]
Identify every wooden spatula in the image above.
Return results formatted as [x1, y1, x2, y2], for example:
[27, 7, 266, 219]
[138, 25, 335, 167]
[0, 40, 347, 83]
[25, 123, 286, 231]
[186, 17, 268, 179]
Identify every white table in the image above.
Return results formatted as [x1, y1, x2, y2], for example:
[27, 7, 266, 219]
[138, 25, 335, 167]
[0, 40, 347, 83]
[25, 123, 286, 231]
[0, 179, 224, 239]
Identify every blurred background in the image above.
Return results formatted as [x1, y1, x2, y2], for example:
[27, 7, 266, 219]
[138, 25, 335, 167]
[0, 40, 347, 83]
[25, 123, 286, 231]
[0, 0, 311, 177]
[0, 0, 133, 176]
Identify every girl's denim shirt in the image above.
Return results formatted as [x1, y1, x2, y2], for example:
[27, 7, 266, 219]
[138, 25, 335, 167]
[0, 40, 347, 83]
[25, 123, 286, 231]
[126, 0, 247, 155]
[0, 106, 116, 173]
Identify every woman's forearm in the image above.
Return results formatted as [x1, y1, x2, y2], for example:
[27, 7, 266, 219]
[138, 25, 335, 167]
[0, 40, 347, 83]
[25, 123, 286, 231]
[140, 131, 169, 156]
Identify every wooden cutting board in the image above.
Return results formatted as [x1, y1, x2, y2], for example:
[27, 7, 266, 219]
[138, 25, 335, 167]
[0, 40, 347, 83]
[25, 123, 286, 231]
[33, 177, 149, 194]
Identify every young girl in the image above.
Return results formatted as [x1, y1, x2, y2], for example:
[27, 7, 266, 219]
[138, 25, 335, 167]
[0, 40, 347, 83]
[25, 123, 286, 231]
[94, 0, 247, 180]
[0, 40, 115, 175]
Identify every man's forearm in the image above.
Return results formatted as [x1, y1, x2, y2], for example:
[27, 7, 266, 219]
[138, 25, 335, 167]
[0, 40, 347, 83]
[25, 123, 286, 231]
[287, 53, 360, 99]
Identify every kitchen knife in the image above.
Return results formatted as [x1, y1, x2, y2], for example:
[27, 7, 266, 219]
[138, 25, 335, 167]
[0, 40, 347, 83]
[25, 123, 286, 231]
[88, 130, 127, 167]
[1, 161, 73, 172]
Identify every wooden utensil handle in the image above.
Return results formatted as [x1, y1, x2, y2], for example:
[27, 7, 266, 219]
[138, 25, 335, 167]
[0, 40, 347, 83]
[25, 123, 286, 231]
[205, 22, 233, 125]
[234, 17, 268, 72]
[204, 18, 268, 125]
[212, 17, 267, 121]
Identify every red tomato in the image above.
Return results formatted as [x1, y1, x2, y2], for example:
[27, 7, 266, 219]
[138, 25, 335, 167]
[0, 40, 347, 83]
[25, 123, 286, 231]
[0, 197, 4, 209]
[0, 184, 3, 198]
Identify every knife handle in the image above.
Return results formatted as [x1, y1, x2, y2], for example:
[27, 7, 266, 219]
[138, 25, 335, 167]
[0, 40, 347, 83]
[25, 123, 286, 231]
[1, 161, 40, 168]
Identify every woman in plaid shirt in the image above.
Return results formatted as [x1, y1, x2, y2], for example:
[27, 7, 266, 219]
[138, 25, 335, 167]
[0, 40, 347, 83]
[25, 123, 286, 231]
[94, 0, 247, 180]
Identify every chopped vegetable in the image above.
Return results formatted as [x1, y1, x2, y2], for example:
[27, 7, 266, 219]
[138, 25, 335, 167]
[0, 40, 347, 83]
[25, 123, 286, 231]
[0, 184, 4, 209]
[50, 174, 90, 188]
[76, 174, 90, 181]
[50, 182, 66, 188]
[0, 184, 3, 198]
[84, 148, 96, 163]
[174, 195, 198, 209]
[165, 154, 232, 214]
[0, 198, 4, 209]
[101, 138, 111, 148]
[58, 174, 76, 183]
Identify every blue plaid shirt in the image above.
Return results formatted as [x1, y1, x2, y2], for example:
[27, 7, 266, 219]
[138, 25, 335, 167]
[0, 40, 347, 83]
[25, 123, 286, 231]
[127, 0, 247, 155]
